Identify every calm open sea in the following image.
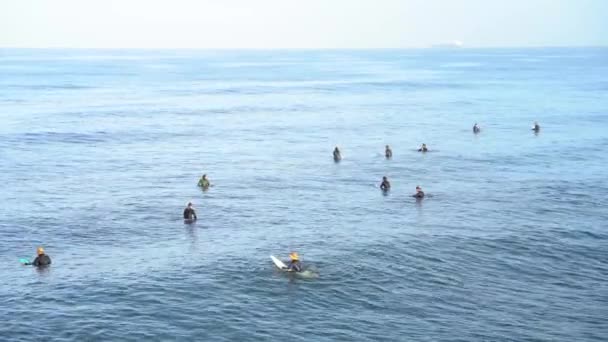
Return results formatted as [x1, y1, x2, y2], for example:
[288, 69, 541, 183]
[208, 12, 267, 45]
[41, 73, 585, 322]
[1, 48, 607, 341]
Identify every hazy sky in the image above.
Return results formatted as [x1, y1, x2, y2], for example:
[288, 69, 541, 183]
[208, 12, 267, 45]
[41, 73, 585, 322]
[1, 0, 606, 48]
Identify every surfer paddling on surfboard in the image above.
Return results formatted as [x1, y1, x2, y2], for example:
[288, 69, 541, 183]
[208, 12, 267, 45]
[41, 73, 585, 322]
[270, 253, 319, 277]
[271, 253, 303, 272]
[287, 252, 303, 272]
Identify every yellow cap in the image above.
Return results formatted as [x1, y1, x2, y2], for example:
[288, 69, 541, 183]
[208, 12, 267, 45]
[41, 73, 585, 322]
[37, 247, 45, 255]
[289, 252, 299, 261]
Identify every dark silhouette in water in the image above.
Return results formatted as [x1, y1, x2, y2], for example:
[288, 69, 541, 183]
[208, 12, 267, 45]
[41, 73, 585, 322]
[25, 247, 51, 267]
[333, 146, 341, 162]
[198, 174, 210, 190]
[532, 121, 540, 133]
[380, 176, 391, 191]
[413, 186, 425, 199]
[183, 202, 197, 222]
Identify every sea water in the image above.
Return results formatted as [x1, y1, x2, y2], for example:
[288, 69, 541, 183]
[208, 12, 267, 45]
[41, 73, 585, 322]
[1, 48, 607, 341]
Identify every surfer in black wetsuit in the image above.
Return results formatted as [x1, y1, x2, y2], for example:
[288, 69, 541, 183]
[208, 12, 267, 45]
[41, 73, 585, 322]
[183, 202, 197, 221]
[418, 143, 428, 152]
[532, 121, 540, 132]
[380, 176, 391, 191]
[26, 247, 51, 267]
[473, 123, 480, 133]
[413, 186, 425, 199]
[287, 252, 302, 272]
[385, 145, 392, 159]
[333, 147, 341, 161]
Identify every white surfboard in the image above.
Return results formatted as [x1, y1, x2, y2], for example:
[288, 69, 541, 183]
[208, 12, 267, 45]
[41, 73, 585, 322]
[270, 255, 287, 270]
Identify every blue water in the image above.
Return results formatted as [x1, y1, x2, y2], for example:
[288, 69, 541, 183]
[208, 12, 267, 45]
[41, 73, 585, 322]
[1, 48, 607, 341]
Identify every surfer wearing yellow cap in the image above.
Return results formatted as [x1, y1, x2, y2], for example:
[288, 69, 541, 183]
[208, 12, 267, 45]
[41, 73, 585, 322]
[25, 247, 51, 266]
[287, 252, 302, 272]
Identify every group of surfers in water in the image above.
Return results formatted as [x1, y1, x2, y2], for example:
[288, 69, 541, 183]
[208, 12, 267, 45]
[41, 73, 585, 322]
[185, 201, 306, 272]
[24, 242, 306, 273]
[182, 174, 212, 221]
[471, 122, 540, 133]
[335, 142, 430, 198]
[26, 123, 540, 271]
[379, 177, 424, 198]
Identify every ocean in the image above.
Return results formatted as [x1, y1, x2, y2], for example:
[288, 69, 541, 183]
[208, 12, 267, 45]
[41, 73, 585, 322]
[1, 48, 607, 341]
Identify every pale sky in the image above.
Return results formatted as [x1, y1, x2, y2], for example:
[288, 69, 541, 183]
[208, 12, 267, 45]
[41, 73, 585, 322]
[0, 0, 606, 48]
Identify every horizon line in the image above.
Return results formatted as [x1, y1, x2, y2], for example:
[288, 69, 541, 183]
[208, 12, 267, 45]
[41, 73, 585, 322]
[1, 45, 606, 50]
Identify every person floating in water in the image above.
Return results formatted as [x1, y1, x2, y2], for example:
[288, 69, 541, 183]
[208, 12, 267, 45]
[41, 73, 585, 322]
[418, 144, 428, 152]
[25, 247, 51, 266]
[183, 202, 197, 221]
[385, 145, 393, 159]
[287, 252, 302, 272]
[380, 176, 391, 191]
[532, 121, 540, 132]
[413, 185, 425, 198]
[197, 174, 210, 189]
[473, 123, 480, 133]
[333, 146, 342, 161]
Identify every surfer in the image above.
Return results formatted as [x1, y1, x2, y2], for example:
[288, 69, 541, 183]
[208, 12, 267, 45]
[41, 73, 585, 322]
[198, 174, 210, 189]
[333, 147, 342, 162]
[25, 247, 51, 267]
[473, 123, 480, 133]
[385, 145, 392, 159]
[380, 176, 391, 191]
[413, 186, 425, 199]
[183, 202, 197, 221]
[418, 143, 428, 152]
[532, 121, 540, 132]
[287, 252, 302, 272]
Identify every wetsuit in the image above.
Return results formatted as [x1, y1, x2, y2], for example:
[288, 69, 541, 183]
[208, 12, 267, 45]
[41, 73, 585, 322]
[473, 126, 480, 133]
[386, 149, 392, 159]
[198, 178, 210, 188]
[414, 191, 425, 199]
[333, 151, 341, 161]
[418, 148, 428, 152]
[32, 254, 51, 266]
[287, 260, 302, 272]
[183, 208, 197, 220]
[380, 181, 391, 191]
[533, 125, 540, 132]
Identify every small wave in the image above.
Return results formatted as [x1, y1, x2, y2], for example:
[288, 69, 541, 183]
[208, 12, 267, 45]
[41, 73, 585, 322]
[10, 131, 111, 145]
[8, 84, 92, 90]
[440, 62, 483, 68]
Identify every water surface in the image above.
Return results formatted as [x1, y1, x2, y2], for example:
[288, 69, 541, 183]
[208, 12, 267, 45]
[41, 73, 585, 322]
[1, 48, 607, 341]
